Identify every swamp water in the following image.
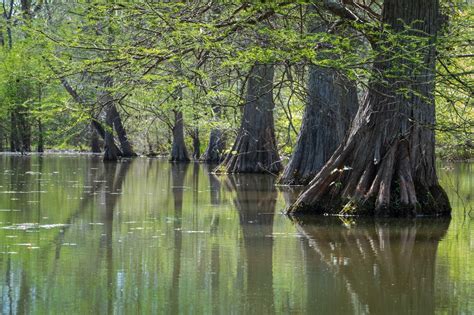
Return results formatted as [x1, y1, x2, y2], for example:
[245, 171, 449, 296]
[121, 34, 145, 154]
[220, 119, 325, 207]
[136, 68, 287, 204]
[0, 155, 472, 314]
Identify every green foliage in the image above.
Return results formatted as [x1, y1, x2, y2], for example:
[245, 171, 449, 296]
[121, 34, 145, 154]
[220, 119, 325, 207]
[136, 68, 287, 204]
[0, 0, 470, 158]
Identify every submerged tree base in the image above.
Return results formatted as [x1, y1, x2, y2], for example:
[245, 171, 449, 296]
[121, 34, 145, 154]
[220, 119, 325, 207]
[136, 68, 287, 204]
[289, 183, 451, 217]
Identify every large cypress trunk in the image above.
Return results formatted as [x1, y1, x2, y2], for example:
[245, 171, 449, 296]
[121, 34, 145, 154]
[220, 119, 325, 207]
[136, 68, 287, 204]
[280, 10, 358, 186]
[170, 110, 190, 162]
[289, 0, 451, 216]
[279, 65, 358, 185]
[217, 63, 282, 174]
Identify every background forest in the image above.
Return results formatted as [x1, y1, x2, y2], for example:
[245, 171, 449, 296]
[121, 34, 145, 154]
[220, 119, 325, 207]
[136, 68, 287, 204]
[0, 0, 472, 161]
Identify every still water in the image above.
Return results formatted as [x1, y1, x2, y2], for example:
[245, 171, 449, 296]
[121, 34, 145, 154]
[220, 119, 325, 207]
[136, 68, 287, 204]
[0, 155, 471, 314]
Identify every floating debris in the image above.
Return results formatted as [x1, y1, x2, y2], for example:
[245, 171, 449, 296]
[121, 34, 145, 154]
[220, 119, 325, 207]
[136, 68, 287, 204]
[2, 223, 69, 230]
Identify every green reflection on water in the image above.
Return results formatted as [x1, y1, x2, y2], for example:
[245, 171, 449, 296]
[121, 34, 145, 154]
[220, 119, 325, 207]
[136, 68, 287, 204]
[0, 155, 472, 314]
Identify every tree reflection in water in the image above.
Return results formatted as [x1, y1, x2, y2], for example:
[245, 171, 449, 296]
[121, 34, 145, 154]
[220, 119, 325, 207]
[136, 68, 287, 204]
[169, 162, 189, 315]
[293, 216, 450, 314]
[101, 161, 132, 315]
[226, 174, 277, 315]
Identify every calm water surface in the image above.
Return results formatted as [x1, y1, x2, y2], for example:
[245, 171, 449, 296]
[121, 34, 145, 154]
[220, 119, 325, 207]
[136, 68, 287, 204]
[0, 155, 472, 314]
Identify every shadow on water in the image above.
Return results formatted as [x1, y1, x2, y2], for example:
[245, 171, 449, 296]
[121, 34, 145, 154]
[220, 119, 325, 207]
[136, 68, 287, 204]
[292, 216, 451, 315]
[226, 174, 277, 315]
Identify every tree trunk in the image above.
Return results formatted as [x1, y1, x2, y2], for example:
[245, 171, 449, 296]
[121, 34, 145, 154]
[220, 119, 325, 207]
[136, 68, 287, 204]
[18, 109, 31, 152]
[10, 112, 20, 152]
[0, 125, 4, 152]
[170, 111, 190, 162]
[170, 110, 190, 162]
[37, 85, 44, 153]
[201, 128, 225, 163]
[191, 127, 200, 160]
[103, 106, 121, 162]
[289, 0, 451, 216]
[109, 104, 136, 157]
[37, 119, 44, 153]
[280, 11, 358, 185]
[217, 63, 282, 174]
[201, 103, 225, 163]
[101, 78, 121, 162]
[90, 122, 101, 153]
[279, 65, 358, 185]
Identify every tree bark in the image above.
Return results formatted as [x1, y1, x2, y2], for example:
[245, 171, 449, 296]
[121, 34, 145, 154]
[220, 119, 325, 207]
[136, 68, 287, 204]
[170, 110, 190, 162]
[280, 11, 358, 185]
[217, 63, 282, 174]
[289, 0, 451, 216]
[279, 65, 358, 185]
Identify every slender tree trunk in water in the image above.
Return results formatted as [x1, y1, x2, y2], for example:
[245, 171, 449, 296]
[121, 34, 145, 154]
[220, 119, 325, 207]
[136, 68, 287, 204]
[37, 119, 44, 153]
[0, 126, 3, 152]
[201, 105, 225, 163]
[170, 110, 190, 162]
[192, 127, 200, 160]
[57, 76, 105, 154]
[101, 78, 121, 162]
[90, 122, 101, 153]
[10, 113, 20, 152]
[217, 63, 282, 174]
[109, 104, 136, 157]
[18, 110, 31, 152]
[289, 0, 451, 216]
[279, 65, 358, 185]
[37, 85, 44, 153]
[9, 111, 30, 153]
